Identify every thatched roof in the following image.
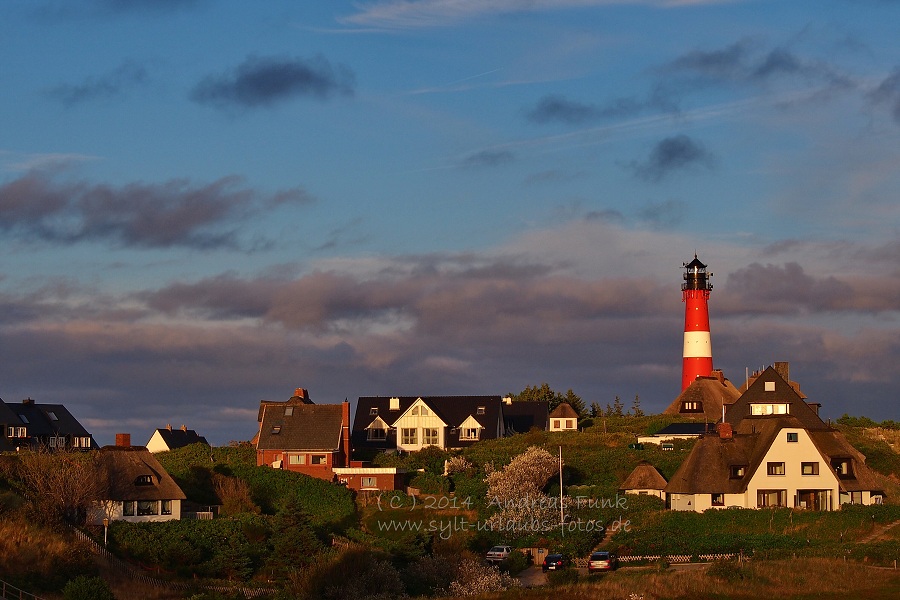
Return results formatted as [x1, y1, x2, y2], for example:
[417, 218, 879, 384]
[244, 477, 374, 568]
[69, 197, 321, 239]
[97, 446, 186, 501]
[549, 403, 579, 419]
[621, 461, 667, 491]
[663, 374, 741, 422]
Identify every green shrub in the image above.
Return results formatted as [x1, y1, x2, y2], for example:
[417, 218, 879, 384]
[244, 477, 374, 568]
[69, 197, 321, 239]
[501, 550, 531, 575]
[547, 567, 579, 585]
[707, 559, 745, 582]
[62, 575, 115, 600]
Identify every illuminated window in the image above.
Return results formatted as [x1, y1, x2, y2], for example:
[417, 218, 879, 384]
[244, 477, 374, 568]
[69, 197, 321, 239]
[757, 490, 786, 507]
[767, 462, 785, 476]
[460, 428, 480, 441]
[401, 428, 417, 445]
[711, 493, 725, 506]
[801, 462, 819, 475]
[423, 428, 439, 445]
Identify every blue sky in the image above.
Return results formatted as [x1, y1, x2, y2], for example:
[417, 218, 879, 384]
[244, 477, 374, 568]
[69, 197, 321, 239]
[2, 0, 899, 445]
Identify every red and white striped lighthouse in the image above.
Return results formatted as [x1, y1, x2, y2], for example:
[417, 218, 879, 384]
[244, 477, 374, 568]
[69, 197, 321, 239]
[681, 254, 714, 390]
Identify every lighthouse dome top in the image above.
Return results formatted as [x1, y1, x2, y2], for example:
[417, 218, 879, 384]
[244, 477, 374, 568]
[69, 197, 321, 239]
[683, 254, 707, 270]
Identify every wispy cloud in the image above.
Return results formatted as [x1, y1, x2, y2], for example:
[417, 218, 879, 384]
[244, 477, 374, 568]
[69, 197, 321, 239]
[627, 134, 715, 182]
[191, 55, 355, 110]
[44, 61, 148, 107]
[340, 0, 731, 29]
[0, 171, 313, 249]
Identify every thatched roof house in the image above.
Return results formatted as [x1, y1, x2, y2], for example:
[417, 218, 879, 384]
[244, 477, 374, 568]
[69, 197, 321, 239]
[620, 461, 667, 499]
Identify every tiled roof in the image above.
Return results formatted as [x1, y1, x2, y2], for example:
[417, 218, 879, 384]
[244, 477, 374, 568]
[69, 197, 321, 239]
[153, 428, 209, 450]
[256, 402, 344, 452]
[502, 401, 549, 434]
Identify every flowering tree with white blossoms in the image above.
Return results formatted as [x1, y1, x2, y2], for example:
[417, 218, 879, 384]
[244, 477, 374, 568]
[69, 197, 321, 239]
[447, 558, 520, 596]
[484, 446, 564, 537]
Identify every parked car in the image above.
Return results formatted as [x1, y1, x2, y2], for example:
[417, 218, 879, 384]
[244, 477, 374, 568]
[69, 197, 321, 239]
[587, 551, 618, 573]
[486, 545, 512, 564]
[542, 553, 568, 572]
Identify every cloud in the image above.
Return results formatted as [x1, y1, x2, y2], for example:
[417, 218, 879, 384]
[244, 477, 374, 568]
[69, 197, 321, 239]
[525, 94, 645, 125]
[460, 149, 516, 168]
[628, 134, 715, 182]
[869, 68, 900, 124]
[340, 0, 728, 29]
[0, 171, 313, 249]
[191, 55, 355, 109]
[44, 61, 148, 107]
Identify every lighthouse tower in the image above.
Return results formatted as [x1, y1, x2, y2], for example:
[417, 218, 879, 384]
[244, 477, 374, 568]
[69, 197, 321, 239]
[681, 254, 713, 390]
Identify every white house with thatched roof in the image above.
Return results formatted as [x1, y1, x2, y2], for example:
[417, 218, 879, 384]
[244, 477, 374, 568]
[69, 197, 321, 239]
[549, 403, 579, 432]
[90, 435, 186, 524]
[620, 461, 667, 499]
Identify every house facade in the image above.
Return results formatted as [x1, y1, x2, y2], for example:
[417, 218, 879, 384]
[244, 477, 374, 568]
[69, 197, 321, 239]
[351, 396, 504, 458]
[254, 389, 351, 480]
[666, 365, 882, 512]
[90, 434, 186, 524]
[1, 398, 94, 452]
[549, 403, 578, 432]
[332, 466, 406, 492]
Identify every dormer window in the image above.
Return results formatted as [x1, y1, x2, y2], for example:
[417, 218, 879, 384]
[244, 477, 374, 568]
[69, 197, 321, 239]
[369, 407, 378, 415]
[271, 425, 281, 435]
[750, 403, 788, 416]
[681, 401, 701, 412]
[285, 407, 293, 417]
[389, 397, 400, 410]
[832, 458, 852, 477]
[476, 406, 485, 415]
[730, 465, 746, 478]
[135, 475, 153, 486]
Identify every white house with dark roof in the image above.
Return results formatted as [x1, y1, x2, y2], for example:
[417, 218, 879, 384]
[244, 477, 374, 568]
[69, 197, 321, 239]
[146, 424, 209, 453]
[665, 364, 883, 512]
[1, 397, 94, 452]
[549, 402, 579, 432]
[351, 396, 504, 458]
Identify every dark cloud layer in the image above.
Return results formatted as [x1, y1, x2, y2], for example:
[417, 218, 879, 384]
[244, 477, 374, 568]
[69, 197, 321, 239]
[191, 55, 355, 109]
[0, 172, 312, 248]
[45, 61, 148, 107]
[524, 90, 676, 126]
[628, 134, 715, 182]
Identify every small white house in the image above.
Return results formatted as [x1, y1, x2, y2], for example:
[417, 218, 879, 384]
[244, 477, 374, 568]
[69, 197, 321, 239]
[549, 403, 579, 432]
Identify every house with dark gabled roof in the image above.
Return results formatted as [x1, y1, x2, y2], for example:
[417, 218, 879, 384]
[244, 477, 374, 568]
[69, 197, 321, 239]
[254, 389, 351, 480]
[2, 398, 94, 451]
[146, 424, 209, 453]
[549, 402, 579, 432]
[90, 434, 187, 524]
[665, 364, 883, 512]
[351, 396, 504, 458]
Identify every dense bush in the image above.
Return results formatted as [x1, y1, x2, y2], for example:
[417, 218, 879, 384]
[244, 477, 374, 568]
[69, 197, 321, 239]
[547, 567, 579, 585]
[62, 575, 116, 600]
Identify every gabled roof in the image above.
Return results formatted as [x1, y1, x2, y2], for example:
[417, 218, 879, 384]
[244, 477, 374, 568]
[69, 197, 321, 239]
[724, 366, 826, 431]
[663, 373, 741, 422]
[351, 396, 503, 449]
[621, 461, 667, 491]
[5, 399, 92, 440]
[97, 446, 186, 501]
[256, 402, 344, 452]
[549, 403, 579, 419]
[151, 428, 209, 450]
[502, 401, 549, 434]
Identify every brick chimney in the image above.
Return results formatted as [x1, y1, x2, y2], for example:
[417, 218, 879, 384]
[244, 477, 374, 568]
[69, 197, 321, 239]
[711, 369, 725, 383]
[717, 422, 733, 440]
[294, 388, 309, 400]
[115, 433, 131, 447]
[774, 361, 790, 383]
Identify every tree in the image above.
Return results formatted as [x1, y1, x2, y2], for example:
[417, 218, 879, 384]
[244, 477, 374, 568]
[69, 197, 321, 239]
[612, 396, 625, 417]
[484, 446, 561, 537]
[631, 394, 644, 418]
[589, 402, 602, 418]
[508, 383, 585, 417]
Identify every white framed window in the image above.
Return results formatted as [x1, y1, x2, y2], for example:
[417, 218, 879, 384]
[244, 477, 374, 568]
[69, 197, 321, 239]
[401, 428, 417, 445]
[553, 420, 561, 429]
[711, 493, 725, 506]
[15, 427, 27, 438]
[284, 406, 293, 417]
[135, 474, 153, 485]
[389, 397, 400, 410]
[361, 477, 377, 489]
[311, 454, 327, 465]
[801, 462, 819, 475]
[682, 401, 701, 412]
[765, 381, 776, 392]
[289, 454, 305, 465]
[757, 490, 786, 507]
[566, 419, 575, 429]
[5, 426, 12, 438]
[367, 427, 387, 441]
[161, 500, 172, 515]
[476, 406, 485, 415]
[137, 500, 159, 516]
[423, 428, 438, 445]
[369, 407, 378, 415]
[460, 428, 480, 441]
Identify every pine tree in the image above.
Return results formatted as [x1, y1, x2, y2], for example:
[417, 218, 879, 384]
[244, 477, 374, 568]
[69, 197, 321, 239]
[631, 394, 644, 418]
[590, 402, 602, 418]
[613, 396, 624, 417]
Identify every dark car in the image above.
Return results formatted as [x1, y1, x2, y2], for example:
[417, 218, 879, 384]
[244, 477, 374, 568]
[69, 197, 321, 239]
[542, 553, 568, 572]
[587, 551, 618, 573]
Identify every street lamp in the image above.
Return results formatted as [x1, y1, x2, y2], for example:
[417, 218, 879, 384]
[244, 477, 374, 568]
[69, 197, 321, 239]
[103, 517, 109, 547]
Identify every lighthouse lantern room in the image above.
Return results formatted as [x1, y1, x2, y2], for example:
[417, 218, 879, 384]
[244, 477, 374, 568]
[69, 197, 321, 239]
[682, 254, 714, 390]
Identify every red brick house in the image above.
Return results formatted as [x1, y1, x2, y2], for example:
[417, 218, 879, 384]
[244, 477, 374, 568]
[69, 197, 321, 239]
[255, 388, 351, 480]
